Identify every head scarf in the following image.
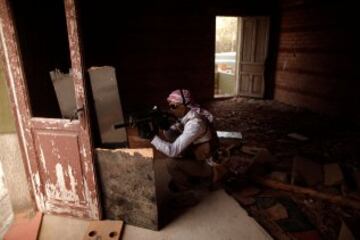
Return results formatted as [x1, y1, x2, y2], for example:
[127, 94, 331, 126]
[167, 89, 214, 123]
[167, 89, 192, 105]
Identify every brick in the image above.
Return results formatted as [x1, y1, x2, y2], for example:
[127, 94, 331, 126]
[265, 203, 288, 221]
[291, 230, 322, 240]
[4, 211, 42, 240]
[83, 220, 123, 240]
[269, 171, 288, 183]
[292, 156, 323, 186]
[324, 163, 344, 186]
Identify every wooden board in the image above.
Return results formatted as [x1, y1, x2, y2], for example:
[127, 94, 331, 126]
[88, 66, 127, 146]
[83, 220, 124, 240]
[49, 69, 76, 119]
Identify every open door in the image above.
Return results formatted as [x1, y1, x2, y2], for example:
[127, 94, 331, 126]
[236, 17, 270, 98]
[0, 0, 100, 219]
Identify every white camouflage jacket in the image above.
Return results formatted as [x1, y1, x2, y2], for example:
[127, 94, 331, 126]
[151, 108, 212, 158]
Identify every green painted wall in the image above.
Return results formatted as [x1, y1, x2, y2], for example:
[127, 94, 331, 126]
[0, 71, 16, 133]
[216, 72, 236, 96]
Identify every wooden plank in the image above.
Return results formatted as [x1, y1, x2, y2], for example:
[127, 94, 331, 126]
[253, 176, 360, 209]
[49, 69, 76, 119]
[88, 66, 127, 146]
[83, 220, 124, 240]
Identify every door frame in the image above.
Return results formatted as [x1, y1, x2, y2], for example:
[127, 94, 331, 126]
[0, 0, 101, 219]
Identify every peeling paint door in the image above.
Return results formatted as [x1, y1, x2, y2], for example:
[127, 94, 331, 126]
[236, 17, 270, 98]
[0, 0, 101, 219]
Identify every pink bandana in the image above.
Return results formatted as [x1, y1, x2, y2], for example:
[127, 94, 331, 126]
[167, 89, 192, 105]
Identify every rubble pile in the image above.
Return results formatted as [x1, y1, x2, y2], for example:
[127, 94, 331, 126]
[205, 97, 360, 240]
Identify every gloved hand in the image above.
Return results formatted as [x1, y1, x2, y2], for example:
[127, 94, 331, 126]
[151, 108, 171, 130]
[138, 122, 157, 140]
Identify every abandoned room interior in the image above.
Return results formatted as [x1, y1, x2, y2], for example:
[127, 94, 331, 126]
[0, 0, 359, 239]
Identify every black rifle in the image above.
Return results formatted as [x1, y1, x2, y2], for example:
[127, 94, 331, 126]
[113, 106, 175, 139]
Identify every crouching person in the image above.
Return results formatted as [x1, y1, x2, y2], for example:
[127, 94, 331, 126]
[148, 89, 219, 193]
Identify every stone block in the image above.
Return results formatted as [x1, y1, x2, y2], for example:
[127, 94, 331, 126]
[96, 148, 158, 230]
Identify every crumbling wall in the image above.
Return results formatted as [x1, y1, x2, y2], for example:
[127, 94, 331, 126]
[274, 0, 359, 117]
[0, 161, 13, 238]
[0, 71, 33, 213]
[0, 134, 33, 213]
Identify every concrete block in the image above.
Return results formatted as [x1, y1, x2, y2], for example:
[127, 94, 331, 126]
[95, 148, 158, 230]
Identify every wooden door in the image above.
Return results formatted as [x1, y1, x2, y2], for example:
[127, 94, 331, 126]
[236, 17, 270, 98]
[0, 0, 100, 219]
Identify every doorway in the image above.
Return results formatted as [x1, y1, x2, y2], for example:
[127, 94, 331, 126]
[215, 16, 238, 97]
[214, 16, 270, 98]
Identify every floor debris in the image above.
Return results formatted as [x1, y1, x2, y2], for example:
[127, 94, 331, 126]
[337, 221, 355, 240]
[287, 133, 309, 142]
[241, 145, 268, 156]
[324, 163, 344, 186]
[265, 203, 288, 221]
[269, 171, 288, 183]
[292, 156, 323, 186]
[216, 131, 243, 139]
[205, 97, 360, 240]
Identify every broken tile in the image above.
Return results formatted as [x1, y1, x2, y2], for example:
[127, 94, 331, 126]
[324, 163, 344, 186]
[291, 230, 322, 240]
[338, 221, 355, 240]
[265, 203, 288, 221]
[268, 171, 288, 183]
[83, 220, 123, 240]
[234, 196, 256, 206]
[4, 211, 42, 240]
[287, 133, 309, 141]
[292, 156, 323, 186]
[253, 149, 277, 164]
[241, 146, 267, 155]
[237, 186, 261, 197]
[256, 197, 277, 209]
[275, 198, 314, 233]
[232, 186, 260, 206]
[228, 155, 255, 175]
